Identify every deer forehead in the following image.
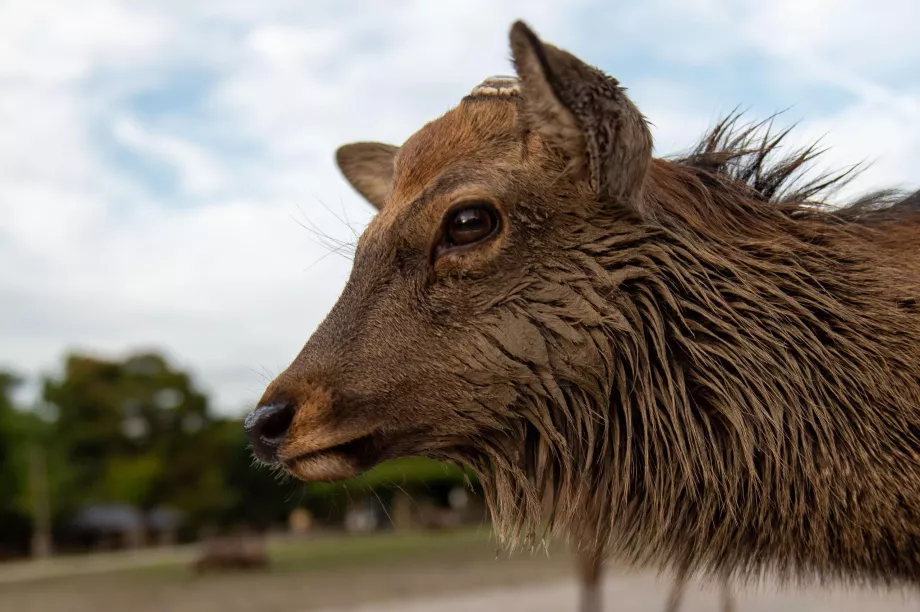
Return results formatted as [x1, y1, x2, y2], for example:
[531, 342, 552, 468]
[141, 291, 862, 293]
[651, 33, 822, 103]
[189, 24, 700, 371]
[380, 85, 525, 220]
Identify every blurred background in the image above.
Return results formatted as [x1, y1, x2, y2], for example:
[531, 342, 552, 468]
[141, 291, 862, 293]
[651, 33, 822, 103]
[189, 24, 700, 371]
[1, 1, 919, 610]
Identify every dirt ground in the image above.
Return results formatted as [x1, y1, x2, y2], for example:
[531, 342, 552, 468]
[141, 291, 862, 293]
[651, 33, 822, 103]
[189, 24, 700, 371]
[0, 529, 574, 612]
[2, 530, 919, 612]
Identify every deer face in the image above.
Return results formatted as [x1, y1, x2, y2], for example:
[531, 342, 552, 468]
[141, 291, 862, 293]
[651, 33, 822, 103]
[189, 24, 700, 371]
[244, 21, 652, 486]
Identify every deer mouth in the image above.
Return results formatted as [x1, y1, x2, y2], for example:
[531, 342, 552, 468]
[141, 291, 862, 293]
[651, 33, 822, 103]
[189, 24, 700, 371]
[281, 434, 381, 482]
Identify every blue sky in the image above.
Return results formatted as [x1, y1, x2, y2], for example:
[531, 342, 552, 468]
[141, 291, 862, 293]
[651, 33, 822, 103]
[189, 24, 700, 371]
[1, 0, 918, 414]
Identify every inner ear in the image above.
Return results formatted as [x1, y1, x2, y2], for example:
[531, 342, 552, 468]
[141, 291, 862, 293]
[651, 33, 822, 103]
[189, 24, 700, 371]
[335, 142, 399, 210]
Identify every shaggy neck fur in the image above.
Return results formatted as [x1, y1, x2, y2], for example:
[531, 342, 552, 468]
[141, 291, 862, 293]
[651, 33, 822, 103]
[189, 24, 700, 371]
[454, 116, 920, 588]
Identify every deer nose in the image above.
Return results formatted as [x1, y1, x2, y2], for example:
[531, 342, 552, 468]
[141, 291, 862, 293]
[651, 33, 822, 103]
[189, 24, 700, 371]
[244, 401, 296, 463]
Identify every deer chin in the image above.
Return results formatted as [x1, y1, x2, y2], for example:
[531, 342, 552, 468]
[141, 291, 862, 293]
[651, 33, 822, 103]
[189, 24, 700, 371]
[280, 433, 381, 483]
[285, 451, 361, 482]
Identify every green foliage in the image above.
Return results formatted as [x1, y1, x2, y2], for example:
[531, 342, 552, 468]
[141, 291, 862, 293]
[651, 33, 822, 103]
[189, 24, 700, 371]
[40, 352, 227, 527]
[0, 371, 20, 505]
[211, 418, 296, 528]
[0, 371, 36, 555]
[99, 454, 163, 507]
[44, 353, 211, 510]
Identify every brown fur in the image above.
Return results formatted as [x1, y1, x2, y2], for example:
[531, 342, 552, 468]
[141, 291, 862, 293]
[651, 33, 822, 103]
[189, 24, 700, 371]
[250, 20, 920, 591]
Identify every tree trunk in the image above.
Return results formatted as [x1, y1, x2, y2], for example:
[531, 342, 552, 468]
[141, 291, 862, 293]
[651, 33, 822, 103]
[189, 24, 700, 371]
[28, 444, 52, 559]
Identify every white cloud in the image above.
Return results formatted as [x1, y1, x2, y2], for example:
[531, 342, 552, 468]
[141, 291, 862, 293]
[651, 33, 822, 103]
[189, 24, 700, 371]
[1, 0, 917, 415]
[0, 0, 169, 84]
[112, 117, 227, 196]
[739, 0, 920, 72]
[789, 97, 920, 200]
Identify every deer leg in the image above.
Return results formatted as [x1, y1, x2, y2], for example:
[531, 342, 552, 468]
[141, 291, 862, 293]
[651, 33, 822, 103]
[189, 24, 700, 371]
[662, 573, 688, 612]
[576, 549, 603, 612]
[719, 576, 734, 612]
[664, 572, 733, 612]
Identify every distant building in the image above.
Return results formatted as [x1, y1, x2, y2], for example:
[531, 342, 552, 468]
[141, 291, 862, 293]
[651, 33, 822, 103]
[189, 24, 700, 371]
[70, 504, 183, 550]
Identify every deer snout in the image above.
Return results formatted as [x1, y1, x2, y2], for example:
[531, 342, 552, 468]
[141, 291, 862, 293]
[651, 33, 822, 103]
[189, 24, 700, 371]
[244, 401, 296, 464]
[246, 367, 385, 482]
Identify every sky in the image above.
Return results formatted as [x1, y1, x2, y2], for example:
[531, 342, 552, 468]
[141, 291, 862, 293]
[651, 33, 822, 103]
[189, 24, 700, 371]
[1, 0, 918, 416]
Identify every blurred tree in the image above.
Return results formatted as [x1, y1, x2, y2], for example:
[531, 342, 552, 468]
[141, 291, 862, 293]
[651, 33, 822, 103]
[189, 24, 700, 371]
[43, 353, 229, 529]
[0, 371, 20, 504]
[7, 402, 69, 533]
[213, 418, 296, 529]
[0, 372, 36, 556]
[100, 454, 163, 507]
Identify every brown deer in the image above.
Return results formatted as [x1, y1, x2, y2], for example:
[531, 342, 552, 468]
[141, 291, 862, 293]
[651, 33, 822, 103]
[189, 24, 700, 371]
[243, 19, 920, 610]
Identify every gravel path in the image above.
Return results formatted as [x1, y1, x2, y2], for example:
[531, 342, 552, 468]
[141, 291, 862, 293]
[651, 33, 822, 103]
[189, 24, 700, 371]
[0, 546, 197, 585]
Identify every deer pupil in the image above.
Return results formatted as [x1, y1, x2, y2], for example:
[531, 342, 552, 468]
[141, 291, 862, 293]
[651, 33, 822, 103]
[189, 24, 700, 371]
[447, 207, 495, 246]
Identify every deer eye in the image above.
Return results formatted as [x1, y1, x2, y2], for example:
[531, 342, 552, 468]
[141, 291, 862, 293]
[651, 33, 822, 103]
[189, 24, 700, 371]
[441, 204, 500, 251]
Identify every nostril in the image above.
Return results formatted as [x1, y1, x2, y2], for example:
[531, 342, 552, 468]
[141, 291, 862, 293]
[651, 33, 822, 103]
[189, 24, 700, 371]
[259, 404, 294, 442]
[244, 402, 295, 446]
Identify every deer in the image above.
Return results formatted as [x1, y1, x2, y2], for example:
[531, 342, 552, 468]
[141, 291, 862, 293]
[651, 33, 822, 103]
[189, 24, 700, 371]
[243, 19, 920, 612]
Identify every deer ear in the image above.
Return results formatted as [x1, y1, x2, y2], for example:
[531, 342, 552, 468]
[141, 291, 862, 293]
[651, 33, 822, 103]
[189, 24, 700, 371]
[509, 21, 654, 218]
[335, 142, 399, 211]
